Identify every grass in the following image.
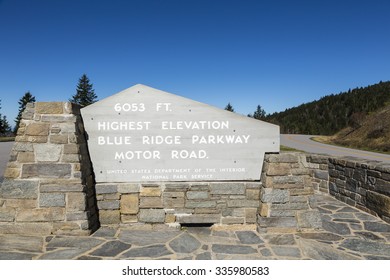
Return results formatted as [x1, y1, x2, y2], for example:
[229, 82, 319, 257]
[311, 135, 332, 144]
[280, 145, 303, 152]
[0, 137, 15, 142]
[311, 136, 390, 155]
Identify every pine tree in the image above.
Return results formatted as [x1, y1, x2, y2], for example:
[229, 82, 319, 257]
[0, 100, 11, 135]
[224, 102, 234, 112]
[250, 105, 266, 120]
[70, 74, 97, 106]
[14, 91, 36, 134]
[0, 99, 3, 134]
[1, 116, 11, 135]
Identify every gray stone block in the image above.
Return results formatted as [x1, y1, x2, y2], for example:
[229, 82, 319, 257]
[95, 184, 118, 194]
[366, 191, 390, 217]
[21, 164, 72, 178]
[57, 123, 76, 133]
[269, 210, 296, 217]
[266, 153, 299, 163]
[139, 209, 165, 223]
[272, 175, 305, 184]
[210, 183, 245, 195]
[40, 184, 85, 193]
[34, 144, 62, 162]
[227, 200, 260, 208]
[221, 217, 245, 224]
[164, 184, 190, 191]
[375, 179, 390, 196]
[314, 170, 328, 180]
[0, 208, 16, 222]
[185, 200, 216, 208]
[16, 208, 65, 222]
[261, 188, 289, 203]
[41, 115, 77, 123]
[97, 200, 120, 210]
[187, 191, 208, 200]
[0, 179, 39, 199]
[117, 184, 140, 193]
[66, 211, 89, 221]
[39, 193, 65, 207]
[13, 142, 33, 152]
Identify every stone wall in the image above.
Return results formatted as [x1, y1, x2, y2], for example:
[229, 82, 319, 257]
[327, 157, 390, 223]
[0, 102, 99, 235]
[304, 154, 390, 224]
[95, 182, 261, 227]
[258, 153, 322, 231]
[306, 154, 329, 194]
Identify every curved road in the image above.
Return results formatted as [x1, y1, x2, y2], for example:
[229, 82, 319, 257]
[281, 134, 390, 163]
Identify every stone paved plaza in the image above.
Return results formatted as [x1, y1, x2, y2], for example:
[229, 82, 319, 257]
[0, 193, 389, 260]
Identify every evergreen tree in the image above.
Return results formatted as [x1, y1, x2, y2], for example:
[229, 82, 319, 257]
[14, 91, 36, 134]
[1, 116, 11, 135]
[0, 100, 11, 135]
[224, 102, 234, 112]
[0, 99, 3, 134]
[70, 74, 97, 106]
[252, 105, 266, 120]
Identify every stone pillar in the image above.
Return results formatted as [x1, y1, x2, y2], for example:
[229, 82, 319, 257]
[0, 102, 99, 235]
[258, 153, 321, 231]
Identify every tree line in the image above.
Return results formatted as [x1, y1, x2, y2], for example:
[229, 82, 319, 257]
[264, 81, 390, 135]
[0, 74, 97, 136]
[4, 77, 388, 137]
[224, 102, 267, 120]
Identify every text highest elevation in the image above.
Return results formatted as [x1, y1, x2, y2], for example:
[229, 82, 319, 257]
[81, 84, 280, 182]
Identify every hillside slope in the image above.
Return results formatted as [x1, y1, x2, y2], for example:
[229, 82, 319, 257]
[329, 105, 390, 153]
[266, 81, 390, 135]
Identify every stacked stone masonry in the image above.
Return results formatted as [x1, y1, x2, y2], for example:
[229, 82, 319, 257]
[95, 182, 261, 227]
[0, 102, 99, 235]
[258, 153, 322, 231]
[327, 157, 390, 223]
[306, 154, 330, 194]
[305, 154, 390, 224]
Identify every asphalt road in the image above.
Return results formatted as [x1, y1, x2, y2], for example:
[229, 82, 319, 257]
[0, 142, 14, 180]
[281, 134, 390, 163]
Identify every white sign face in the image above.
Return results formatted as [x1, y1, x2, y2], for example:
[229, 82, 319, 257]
[81, 84, 279, 182]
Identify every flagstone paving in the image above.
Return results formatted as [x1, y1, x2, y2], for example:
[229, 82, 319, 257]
[0, 193, 389, 260]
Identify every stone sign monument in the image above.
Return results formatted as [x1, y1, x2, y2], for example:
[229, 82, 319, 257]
[81, 84, 280, 182]
[0, 87, 327, 234]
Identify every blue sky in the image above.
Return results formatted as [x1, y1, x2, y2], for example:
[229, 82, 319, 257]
[1, 0, 390, 127]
